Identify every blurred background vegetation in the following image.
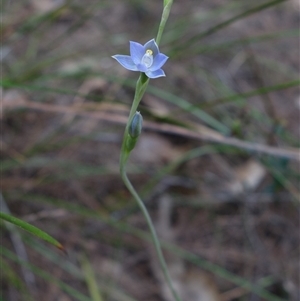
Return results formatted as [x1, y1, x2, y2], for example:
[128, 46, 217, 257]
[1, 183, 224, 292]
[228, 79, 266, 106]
[1, 0, 299, 300]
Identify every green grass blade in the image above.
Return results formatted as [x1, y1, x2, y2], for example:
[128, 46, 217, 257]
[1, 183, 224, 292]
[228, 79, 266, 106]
[172, 0, 288, 55]
[1, 247, 92, 301]
[81, 255, 104, 301]
[0, 257, 34, 301]
[24, 237, 139, 301]
[203, 79, 300, 108]
[190, 28, 299, 56]
[19, 193, 287, 301]
[147, 85, 230, 134]
[0, 212, 65, 252]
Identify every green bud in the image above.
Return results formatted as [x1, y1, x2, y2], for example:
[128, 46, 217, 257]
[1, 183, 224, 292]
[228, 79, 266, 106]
[125, 111, 143, 153]
[129, 111, 143, 138]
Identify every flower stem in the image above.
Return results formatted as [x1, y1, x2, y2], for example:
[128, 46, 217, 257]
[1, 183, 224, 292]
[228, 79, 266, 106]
[156, 0, 174, 45]
[119, 2, 181, 300]
[119, 73, 149, 168]
[120, 170, 181, 301]
[119, 74, 182, 301]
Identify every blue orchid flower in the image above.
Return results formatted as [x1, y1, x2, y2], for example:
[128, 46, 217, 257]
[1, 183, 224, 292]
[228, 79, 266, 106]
[112, 39, 168, 79]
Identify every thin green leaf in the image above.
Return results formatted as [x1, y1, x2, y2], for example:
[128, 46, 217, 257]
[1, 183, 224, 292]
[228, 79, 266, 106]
[21, 193, 286, 301]
[0, 212, 65, 252]
[81, 255, 104, 301]
[1, 247, 91, 301]
[146, 85, 230, 135]
[171, 0, 288, 55]
[203, 79, 300, 108]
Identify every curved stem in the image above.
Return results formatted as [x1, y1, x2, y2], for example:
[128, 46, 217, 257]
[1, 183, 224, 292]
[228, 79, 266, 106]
[119, 2, 180, 300]
[118, 73, 182, 301]
[119, 73, 149, 168]
[120, 170, 181, 301]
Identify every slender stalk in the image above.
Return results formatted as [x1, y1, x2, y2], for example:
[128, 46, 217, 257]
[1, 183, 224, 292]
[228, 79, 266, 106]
[120, 171, 181, 301]
[156, 0, 174, 45]
[119, 77, 182, 299]
[119, 73, 149, 167]
[119, 2, 181, 300]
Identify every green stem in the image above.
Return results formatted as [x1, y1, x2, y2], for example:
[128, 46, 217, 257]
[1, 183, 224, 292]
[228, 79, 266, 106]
[120, 171, 181, 301]
[119, 77, 182, 300]
[119, 2, 181, 300]
[156, 0, 174, 45]
[119, 73, 149, 168]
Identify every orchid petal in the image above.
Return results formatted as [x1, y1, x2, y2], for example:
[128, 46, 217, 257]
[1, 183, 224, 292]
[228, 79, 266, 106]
[112, 55, 138, 71]
[145, 68, 166, 79]
[130, 41, 145, 65]
[136, 63, 148, 73]
[144, 39, 159, 57]
[150, 53, 169, 71]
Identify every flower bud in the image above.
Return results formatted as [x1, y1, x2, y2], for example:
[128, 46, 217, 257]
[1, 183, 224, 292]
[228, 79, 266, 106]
[129, 111, 143, 138]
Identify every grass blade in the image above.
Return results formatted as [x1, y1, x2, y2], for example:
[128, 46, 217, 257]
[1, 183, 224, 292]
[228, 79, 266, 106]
[172, 0, 288, 55]
[0, 212, 65, 252]
[81, 255, 104, 301]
